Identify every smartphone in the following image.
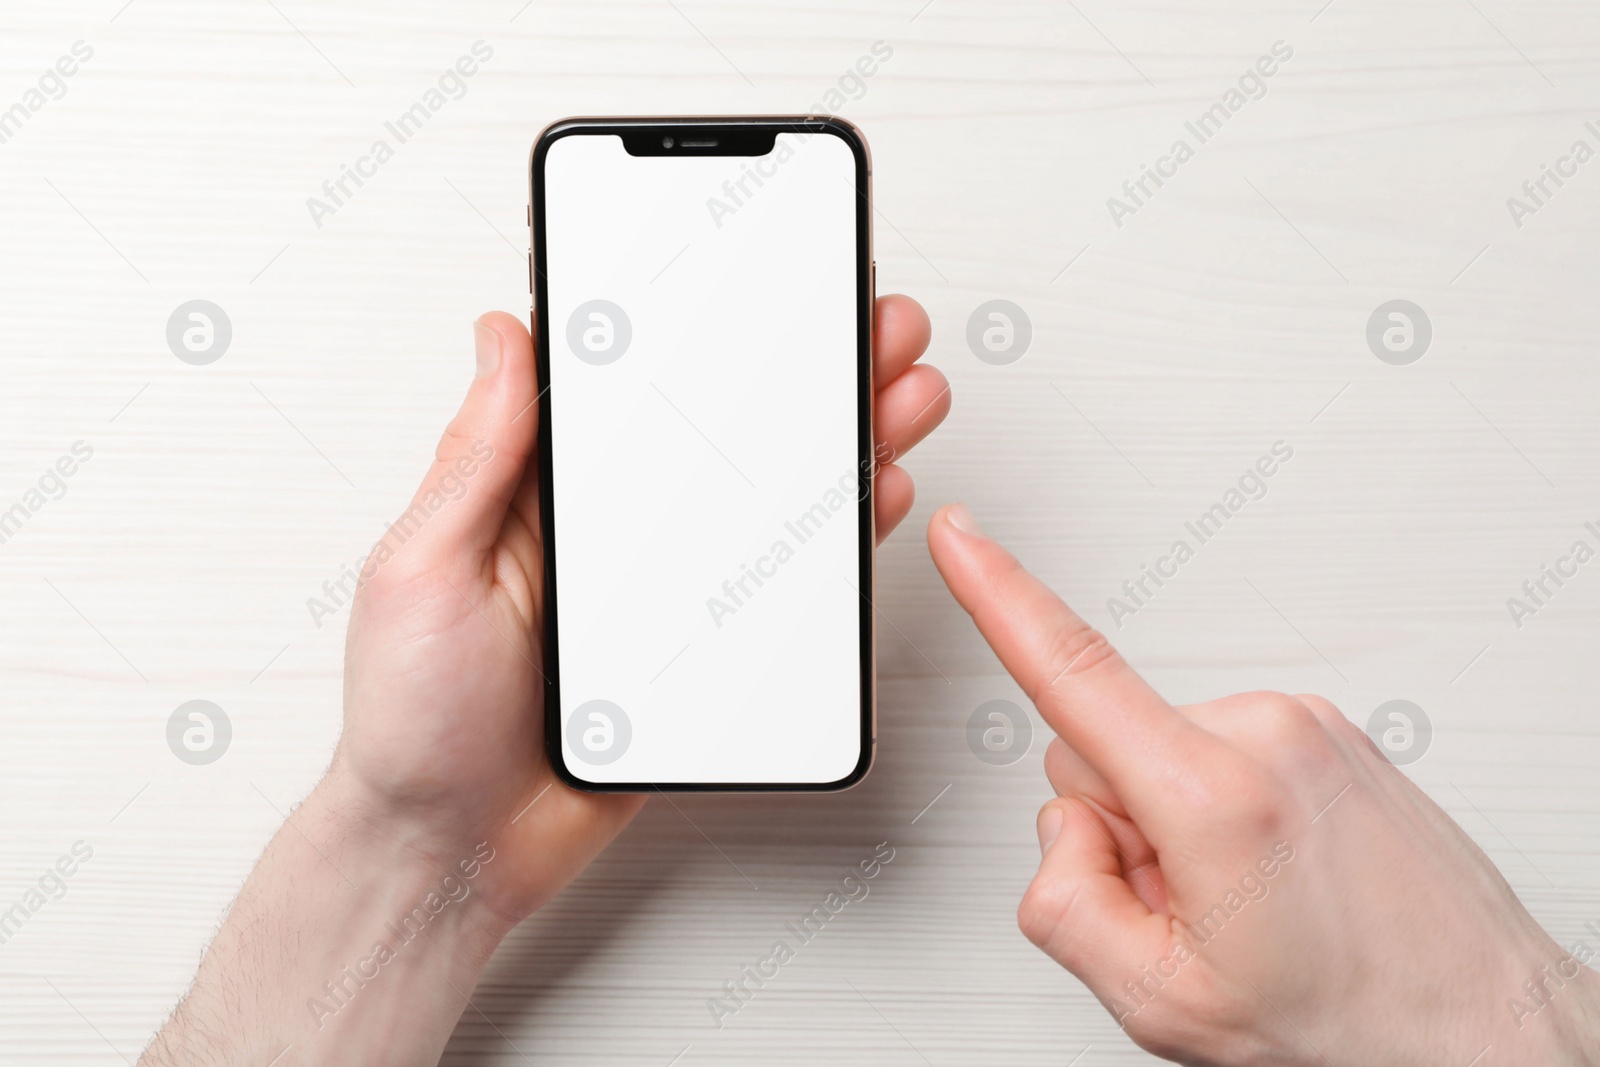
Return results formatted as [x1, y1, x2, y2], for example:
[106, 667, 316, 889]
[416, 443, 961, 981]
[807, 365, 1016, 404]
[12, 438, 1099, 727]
[529, 116, 875, 792]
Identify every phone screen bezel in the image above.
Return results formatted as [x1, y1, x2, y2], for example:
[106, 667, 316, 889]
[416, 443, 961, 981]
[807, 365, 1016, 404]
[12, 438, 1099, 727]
[529, 115, 875, 793]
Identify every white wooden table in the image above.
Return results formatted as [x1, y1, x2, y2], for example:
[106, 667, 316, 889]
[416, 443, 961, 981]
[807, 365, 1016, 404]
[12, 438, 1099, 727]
[3, 1, 1599, 1062]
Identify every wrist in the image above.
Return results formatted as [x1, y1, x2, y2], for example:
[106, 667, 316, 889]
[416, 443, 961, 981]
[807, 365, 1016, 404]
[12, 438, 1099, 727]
[269, 774, 512, 1063]
[1490, 945, 1600, 1066]
[306, 765, 517, 958]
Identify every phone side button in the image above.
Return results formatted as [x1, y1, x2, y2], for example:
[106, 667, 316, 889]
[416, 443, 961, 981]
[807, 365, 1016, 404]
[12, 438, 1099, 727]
[528, 252, 534, 294]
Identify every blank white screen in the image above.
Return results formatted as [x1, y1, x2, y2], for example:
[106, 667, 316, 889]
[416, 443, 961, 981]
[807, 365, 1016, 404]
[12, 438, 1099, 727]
[544, 130, 864, 785]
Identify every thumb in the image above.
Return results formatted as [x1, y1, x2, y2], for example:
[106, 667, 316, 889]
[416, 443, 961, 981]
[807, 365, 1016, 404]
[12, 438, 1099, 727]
[391, 312, 539, 565]
[1019, 798, 1171, 1012]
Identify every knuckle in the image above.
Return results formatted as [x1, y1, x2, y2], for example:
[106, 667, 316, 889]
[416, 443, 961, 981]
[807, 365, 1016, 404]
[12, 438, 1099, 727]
[1261, 694, 1324, 745]
[1299, 693, 1366, 745]
[434, 414, 482, 465]
[1233, 692, 1342, 779]
[1208, 769, 1291, 841]
[1294, 692, 1341, 721]
[1031, 620, 1121, 705]
[1042, 739, 1080, 796]
[1016, 875, 1081, 961]
[1252, 690, 1316, 726]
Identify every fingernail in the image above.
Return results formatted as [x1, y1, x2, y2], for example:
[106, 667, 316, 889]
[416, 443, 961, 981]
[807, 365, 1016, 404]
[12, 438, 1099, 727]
[474, 320, 501, 379]
[947, 503, 983, 537]
[1037, 805, 1063, 855]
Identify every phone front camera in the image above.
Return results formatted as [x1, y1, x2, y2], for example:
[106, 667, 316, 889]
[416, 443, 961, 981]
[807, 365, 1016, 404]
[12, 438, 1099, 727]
[662, 136, 674, 149]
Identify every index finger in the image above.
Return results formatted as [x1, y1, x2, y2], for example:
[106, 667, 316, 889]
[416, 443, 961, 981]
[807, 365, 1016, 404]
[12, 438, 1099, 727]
[927, 504, 1216, 814]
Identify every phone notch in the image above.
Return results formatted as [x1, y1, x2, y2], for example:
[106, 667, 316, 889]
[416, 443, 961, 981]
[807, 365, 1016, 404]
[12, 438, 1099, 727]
[620, 126, 776, 156]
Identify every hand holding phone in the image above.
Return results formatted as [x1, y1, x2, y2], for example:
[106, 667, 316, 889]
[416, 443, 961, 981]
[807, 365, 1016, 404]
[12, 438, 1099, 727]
[326, 288, 946, 925]
[140, 301, 947, 1062]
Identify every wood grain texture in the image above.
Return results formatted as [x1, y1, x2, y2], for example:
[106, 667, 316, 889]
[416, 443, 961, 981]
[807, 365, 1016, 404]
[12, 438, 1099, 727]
[2, 0, 1599, 1062]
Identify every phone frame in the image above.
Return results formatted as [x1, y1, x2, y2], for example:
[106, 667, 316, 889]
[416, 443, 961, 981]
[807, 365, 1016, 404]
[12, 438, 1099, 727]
[528, 115, 876, 793]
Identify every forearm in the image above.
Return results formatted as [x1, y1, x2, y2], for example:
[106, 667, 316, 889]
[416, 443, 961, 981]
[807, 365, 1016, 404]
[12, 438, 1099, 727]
[140, 771, 512, 1067]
